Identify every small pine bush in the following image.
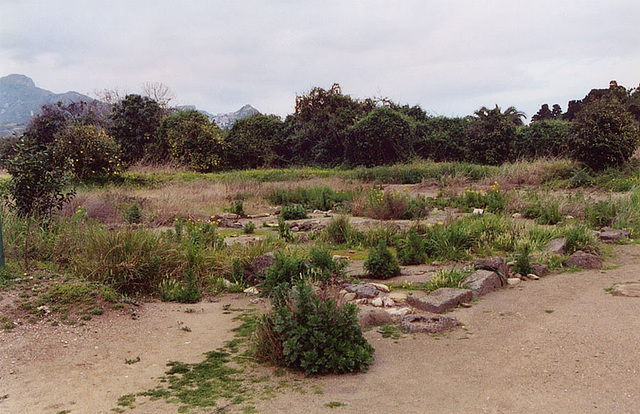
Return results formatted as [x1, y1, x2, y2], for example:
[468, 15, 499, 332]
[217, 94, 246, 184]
[512, 244, 535, 276]
[397, 230, 426, 265]
[254, 282, 375, 375]
[364, 240, 400, 279]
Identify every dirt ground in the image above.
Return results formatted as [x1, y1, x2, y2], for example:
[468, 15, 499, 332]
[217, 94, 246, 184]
[2, 245, 640, 413]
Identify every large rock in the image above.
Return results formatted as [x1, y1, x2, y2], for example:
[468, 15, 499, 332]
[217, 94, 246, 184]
[597, 227, 630, 243]
[473, 257, 509, 279]
[530, 263, 549, 277]
[251, 253, 276, 276]
[562, 250, 603, 269]
[611, 282, 640, 297]
[407, 288, 473, 313]
[345, 283, 380, 299]
[463, 270, 504, 297]
[545, 238, 567, 256]
[358, 308, 394, 327]
[400, 313, 462, 334]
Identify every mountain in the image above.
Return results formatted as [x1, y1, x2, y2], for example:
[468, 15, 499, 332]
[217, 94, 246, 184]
[0, 74, 95, 137]
[177, 104, 260, 129]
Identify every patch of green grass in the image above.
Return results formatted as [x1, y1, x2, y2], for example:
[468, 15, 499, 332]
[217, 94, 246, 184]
[377, 323, 404, 340]
[324, 401, 347, 408]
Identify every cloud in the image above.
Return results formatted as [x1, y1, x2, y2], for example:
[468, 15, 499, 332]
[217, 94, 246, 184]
[1, 0, 639, 118]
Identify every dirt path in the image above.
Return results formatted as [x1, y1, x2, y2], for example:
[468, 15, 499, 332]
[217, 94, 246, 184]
[2, 246, 640, 413]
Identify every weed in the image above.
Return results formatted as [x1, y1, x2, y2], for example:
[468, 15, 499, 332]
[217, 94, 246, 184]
[512, 244, 534, 276]
[280, 203, 308, 220]
[427, 268, 472, 292]
[325, 401, 347, 408]
[125, 356, 141, 365]
[564, 224, 599, 255]
[243, 221, 256, 234]
[585, 199, 618, 228]
[321, 215, 362, 247]
[124, 203, 143, 224]
[397, 230, 426, 265]
[158, 271, 202, 303]
[277, 217, 294, 242]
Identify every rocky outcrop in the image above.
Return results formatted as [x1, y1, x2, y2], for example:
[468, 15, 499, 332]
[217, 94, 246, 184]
[407, 288, 473, 314]
[463, 269, 505, 297]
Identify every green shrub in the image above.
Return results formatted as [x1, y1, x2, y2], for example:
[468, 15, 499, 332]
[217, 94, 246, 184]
[585, 199, 617, 228]
[350, 187, 431, 220]
[243, 221, 256, 234]
[364, 240, 400, 279]
[254, 282, 375, 374]
[231, 199, 245, 217]
[309, 246, 347, 281]
[426, 268, 471, 292]
[397, 230, 426, 265]
[125, 203, 143, 224]
[564, 224, 598, 255]
[423, 221, 475, 262]
[512, 244, 534, 276]
[266, 186, 354, 211]
[258, 251, 307, 296]
[159, 271, 202, 303]
[321, 215, 362, 246]
[569, 98, 640, 170]
[280, 203, 308, 220]
[277, 217, 294, 242]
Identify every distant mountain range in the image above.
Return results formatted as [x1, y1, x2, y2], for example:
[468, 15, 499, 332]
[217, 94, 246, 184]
[0, 74, 260, 137]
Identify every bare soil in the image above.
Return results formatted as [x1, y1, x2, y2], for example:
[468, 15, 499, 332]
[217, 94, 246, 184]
[2, 245, 640, 413]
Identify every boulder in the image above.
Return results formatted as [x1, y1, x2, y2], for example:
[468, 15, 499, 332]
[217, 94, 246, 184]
[597, 227, 630, 243]
[298, 221, 318, 232]
[463, 270, 504, 297]
[562, 250, 603, 269]
[530, 263, 549, 277]
[251, 253, 276, 277]
[611, 282, 640, 297]
[545, 238, 567, 256]
[345, 283, 380, 299]
[473, 257, 509, 280]
[400, 313, 462, 334]
[358, 308, 394, 327]
[407, 288, 473, 313]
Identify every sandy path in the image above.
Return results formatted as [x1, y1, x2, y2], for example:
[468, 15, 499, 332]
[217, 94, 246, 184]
[2, 246, 640, 413]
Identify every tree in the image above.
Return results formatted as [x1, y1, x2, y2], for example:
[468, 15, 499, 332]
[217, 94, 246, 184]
[140, 82, 176, 109]
[157, 109, 223, 172]
[285, 84, 375, 165]
[52, 122, 121, 179]
[224, 114, 284, 169]
[531, 104, 553, 123]
[345, 106, 416, 166]
[109, 94, 164, 164]
[569, 97, 639, 170]
[415, 116, 470, 162]
[514, 120, 571, 159]
[466, 105, 520, 165]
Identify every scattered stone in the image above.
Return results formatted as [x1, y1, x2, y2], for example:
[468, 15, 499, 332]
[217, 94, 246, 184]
[507, 278, 522, 286]
[345, 283, 380, 299]
[473, 208, 484, 215]
[252, 253, 276, 277]
[407, 288, 473, 313]
[358, 308, 394, 327]
[332, 255, 350, 262]
[597, 227, 630, 243]
[223, 279, 233, 288]
[473, 257, 509, 280]
[243, 287, 259, 295]
[463, 270, 504, 297]
[298, 221, 318, 232]
[545, 238, 567, 256]
[290, 226, 300, 232]
[382, 297, 395, 307]
[369, 282, 390, 293]
[526, 273, 540, 280]
[512, 213, 522, 219]
[531, 263, 549, 277]
[562, 250, 603, 269]
[343, 292, 357, 302]
[385, 307, 412, 318]
[388, 291, 408, 302]
[248, 213, 270, 219]
[611, 282, 640, 297]
[371, 297, 384, 307]
[400, 313, 462, 334]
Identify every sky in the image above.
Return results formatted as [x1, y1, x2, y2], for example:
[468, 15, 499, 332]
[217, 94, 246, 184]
[1, 1, 639, 119]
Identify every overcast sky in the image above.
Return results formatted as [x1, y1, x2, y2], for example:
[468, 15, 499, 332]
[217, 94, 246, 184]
[1, 1, 639, 119]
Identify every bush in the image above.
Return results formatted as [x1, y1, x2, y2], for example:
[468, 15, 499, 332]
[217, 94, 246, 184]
[280, 203, 308, 220]
[266, 186, 353, 211]
[364, 240, 400, 279]
[569, 98, 640, 170]
[397, 230, 426, 265]
[243, 221, 256, 234]
[321, 215, 362, 246]
[258, 251, 307, 296]
[585, 199, 617, 228]
[564, 224, 598, 255]
[254, 282, 375, 375]
[125, 203, 143, 224]
[426, 268, 471, 292]
[159, 271, 202, 303]
[512, 244, 535, 276]
[514, 120, 571, 159]
[309, 246, 347, 281]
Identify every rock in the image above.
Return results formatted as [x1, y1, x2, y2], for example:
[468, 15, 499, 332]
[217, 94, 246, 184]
[473, 257, 509, 280]
[343, 292, 357, 301]
[252, 253, 276, 277]
[382, 297, 395, 307]
[243, 287, 259, 295]
[463, 270, 504, 297]
[359, 308, 394, 327]
[385, 307, 412, 318]
[611, 282, 640, 297]
[597, 227, 630, 243]
[526, 273, 540, 280]
[369, 282, 390, 293]
[400, 313, 462, 334]
[298, 221, 318, 232]
[563, 251, 603, 269]
[507, 278, 521, 286]
[345, 283, 379, 299]
[332, 255, 350, 262]
[545, 238, 567, 256]
[388, 291, 408, 302]
[473, 208, 484, 215]
[530, 263, 549, 277]
[512, 213, 522, 219]
[290, 226, 300, 232]
[407, 288, 473, 313]
[371, 297, 384, 307]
